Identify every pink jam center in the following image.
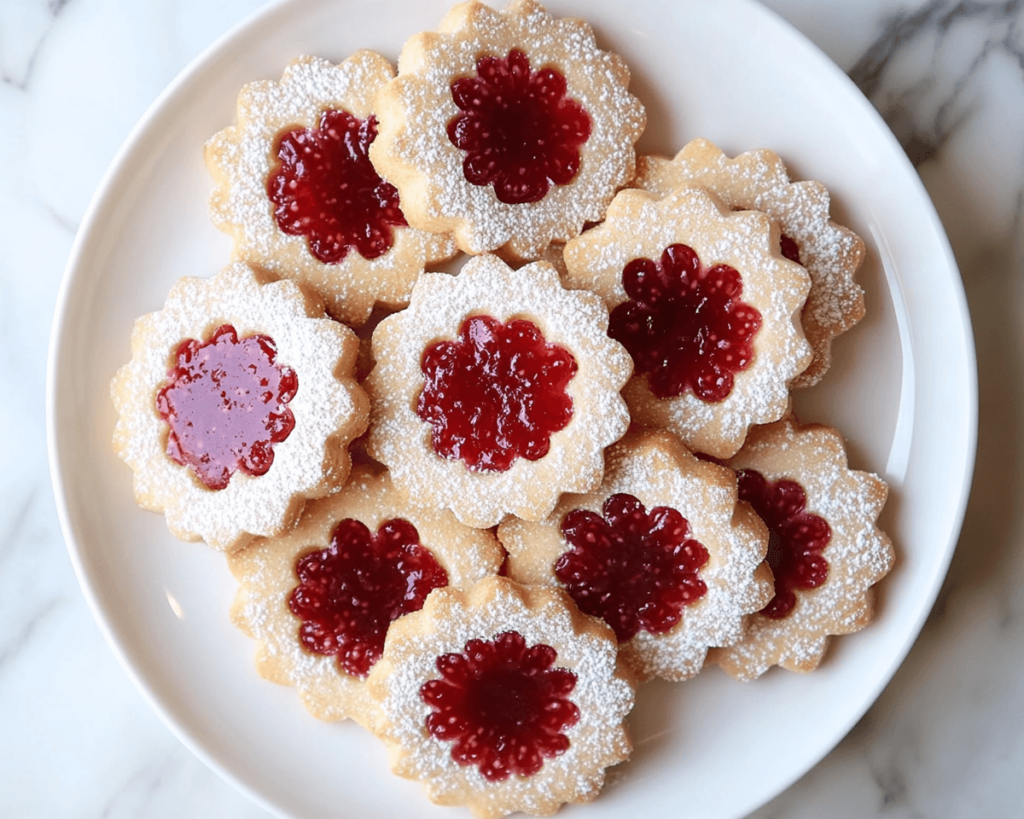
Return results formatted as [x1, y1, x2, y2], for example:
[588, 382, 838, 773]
[447, 49, 591, 204]
[416, 315, 577, 472]
[288, 518, 448, 678]
[557, 493, 709, 641]
[736, 469, 831, 619]
[420, 630, 579, 782]
[156, 324, 297, 491]
[267, 109, 407, 264]
[608, 243, 762, 402]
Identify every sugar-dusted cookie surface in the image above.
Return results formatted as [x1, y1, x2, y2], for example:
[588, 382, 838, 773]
[111, 262, 368, 552]
[227, 465, 504, 727]
[367, 576, 634, 818]
[500, 429, 773, 682]
[563, 185, 812, 459]
[635, 139, 866, 387]
[366, 253, 632, 528]
[370, 0, 646, 259]
[206, 51, 456, 326]
[710, 414, 895, 680]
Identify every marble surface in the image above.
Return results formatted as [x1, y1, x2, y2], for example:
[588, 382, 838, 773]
[2, 0, 1021, 816]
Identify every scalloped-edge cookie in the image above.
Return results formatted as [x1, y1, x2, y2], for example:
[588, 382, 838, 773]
[563, 185, 812, 459]
[366, 253, 633, 528]
[111, 261, 368, 552]
[366, 576, 634, 818]
[227, 465, 504, 727]
[709, 414, 895, 680]
[205, 51, 457, 326]
[499, 429, 773, 682]
[369, 0, 646, 259]
[634, 139, 866, 387]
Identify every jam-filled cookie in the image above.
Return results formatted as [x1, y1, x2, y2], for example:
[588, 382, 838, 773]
[499, 429, 773, 681]
[563, 185, 812, 459]
[369, 0, 646, 259]
[634, 139, 866, 387]
[366, 576, 634, 818]
[227, 465, 504, 726]
[709, 415, 894, 680]
[205, 51, 457, 326]
[366, 253, 632, 528]
[111, 262, 368, 552]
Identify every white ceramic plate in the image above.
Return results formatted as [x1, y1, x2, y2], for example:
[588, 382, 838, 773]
[47, 0, 976, 817]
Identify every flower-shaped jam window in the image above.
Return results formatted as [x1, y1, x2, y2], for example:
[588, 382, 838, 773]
[156, 324, 298, 491]
[416, 315, 578, 472]
[446, 49, 592, 205]
[609, 243, 763, 402]
[737, 469, 831, 619]
[420, 630, 580, 782]
[556, 493, 709, 642]
[267, 110, 408, 264]
[289, 517, 449, 678]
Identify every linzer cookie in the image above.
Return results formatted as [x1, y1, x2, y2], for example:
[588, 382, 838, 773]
[369, 0, 646, 259]
[205, 51, 456, 326]
[227, 465, 504, 727]
[366, 576, 634, 818]
[709, 414, 894, 680]
[111, 262, 368, 552]
[634, 139, 866, 387]
[563, 185, 812, 459]
[366, 253, 632, 528]
[499, 429, 773, 681]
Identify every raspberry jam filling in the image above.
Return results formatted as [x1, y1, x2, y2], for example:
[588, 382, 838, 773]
[417, 315, 577, 472]
[557, 493, 709, 642]
[608, 243, 762, 402]
[736, 469, 831, 619]
[420, 631, 579, 782]
[780, 233, 801, 264]
[267, 109, 408, 264]
[156, 324, 298, 491]
[289, 518, 448, 678]
[447, 49, 592, 205]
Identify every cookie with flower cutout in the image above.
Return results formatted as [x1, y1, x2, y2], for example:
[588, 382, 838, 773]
[205, 51, 457, 326]
[227, 465, 504, 727]
[563, 185, 813, 459]
[366, 253, 632, 528]
[708, 414, 894, 681]
[634, 138, 866, 387]
[369, 0, 646, 259]
[111, 262, 368, 552]
[499, 429, 773, 682]
[366, 576, 634, 818]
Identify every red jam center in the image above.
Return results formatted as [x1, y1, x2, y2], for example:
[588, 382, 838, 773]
[416, 315, 577, 472]
[780, 233, 801, 264]
[608, 243, 762, 402]
[288, 518, 448, 678]
[420, 630, 579, 782]
[267, 109, 408, 264]
[557, 493, 709, 642]
[447, 49, 592, 205]
[736, 469, 831, 619]
[156, 324, 297, 491]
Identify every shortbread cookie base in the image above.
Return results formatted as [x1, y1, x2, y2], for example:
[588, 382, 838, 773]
[635, 139, 866, 387]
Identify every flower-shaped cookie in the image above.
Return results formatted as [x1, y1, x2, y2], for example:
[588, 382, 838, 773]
[563, 185, 812, 459]
[635, 139, 866, 387]
[205, 51, 456, 326]
[499, 429, 773, 681]
[227, 465, 504, 726]
[111, 262, 368, 552]
[367, 576, 634, 818]
[370, 0, 646, 259]
[366, 253, 632, 528]
[710, 415, 894, 680]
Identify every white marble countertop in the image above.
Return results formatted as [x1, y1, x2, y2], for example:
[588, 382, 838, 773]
[2, 0, 1021, 816]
